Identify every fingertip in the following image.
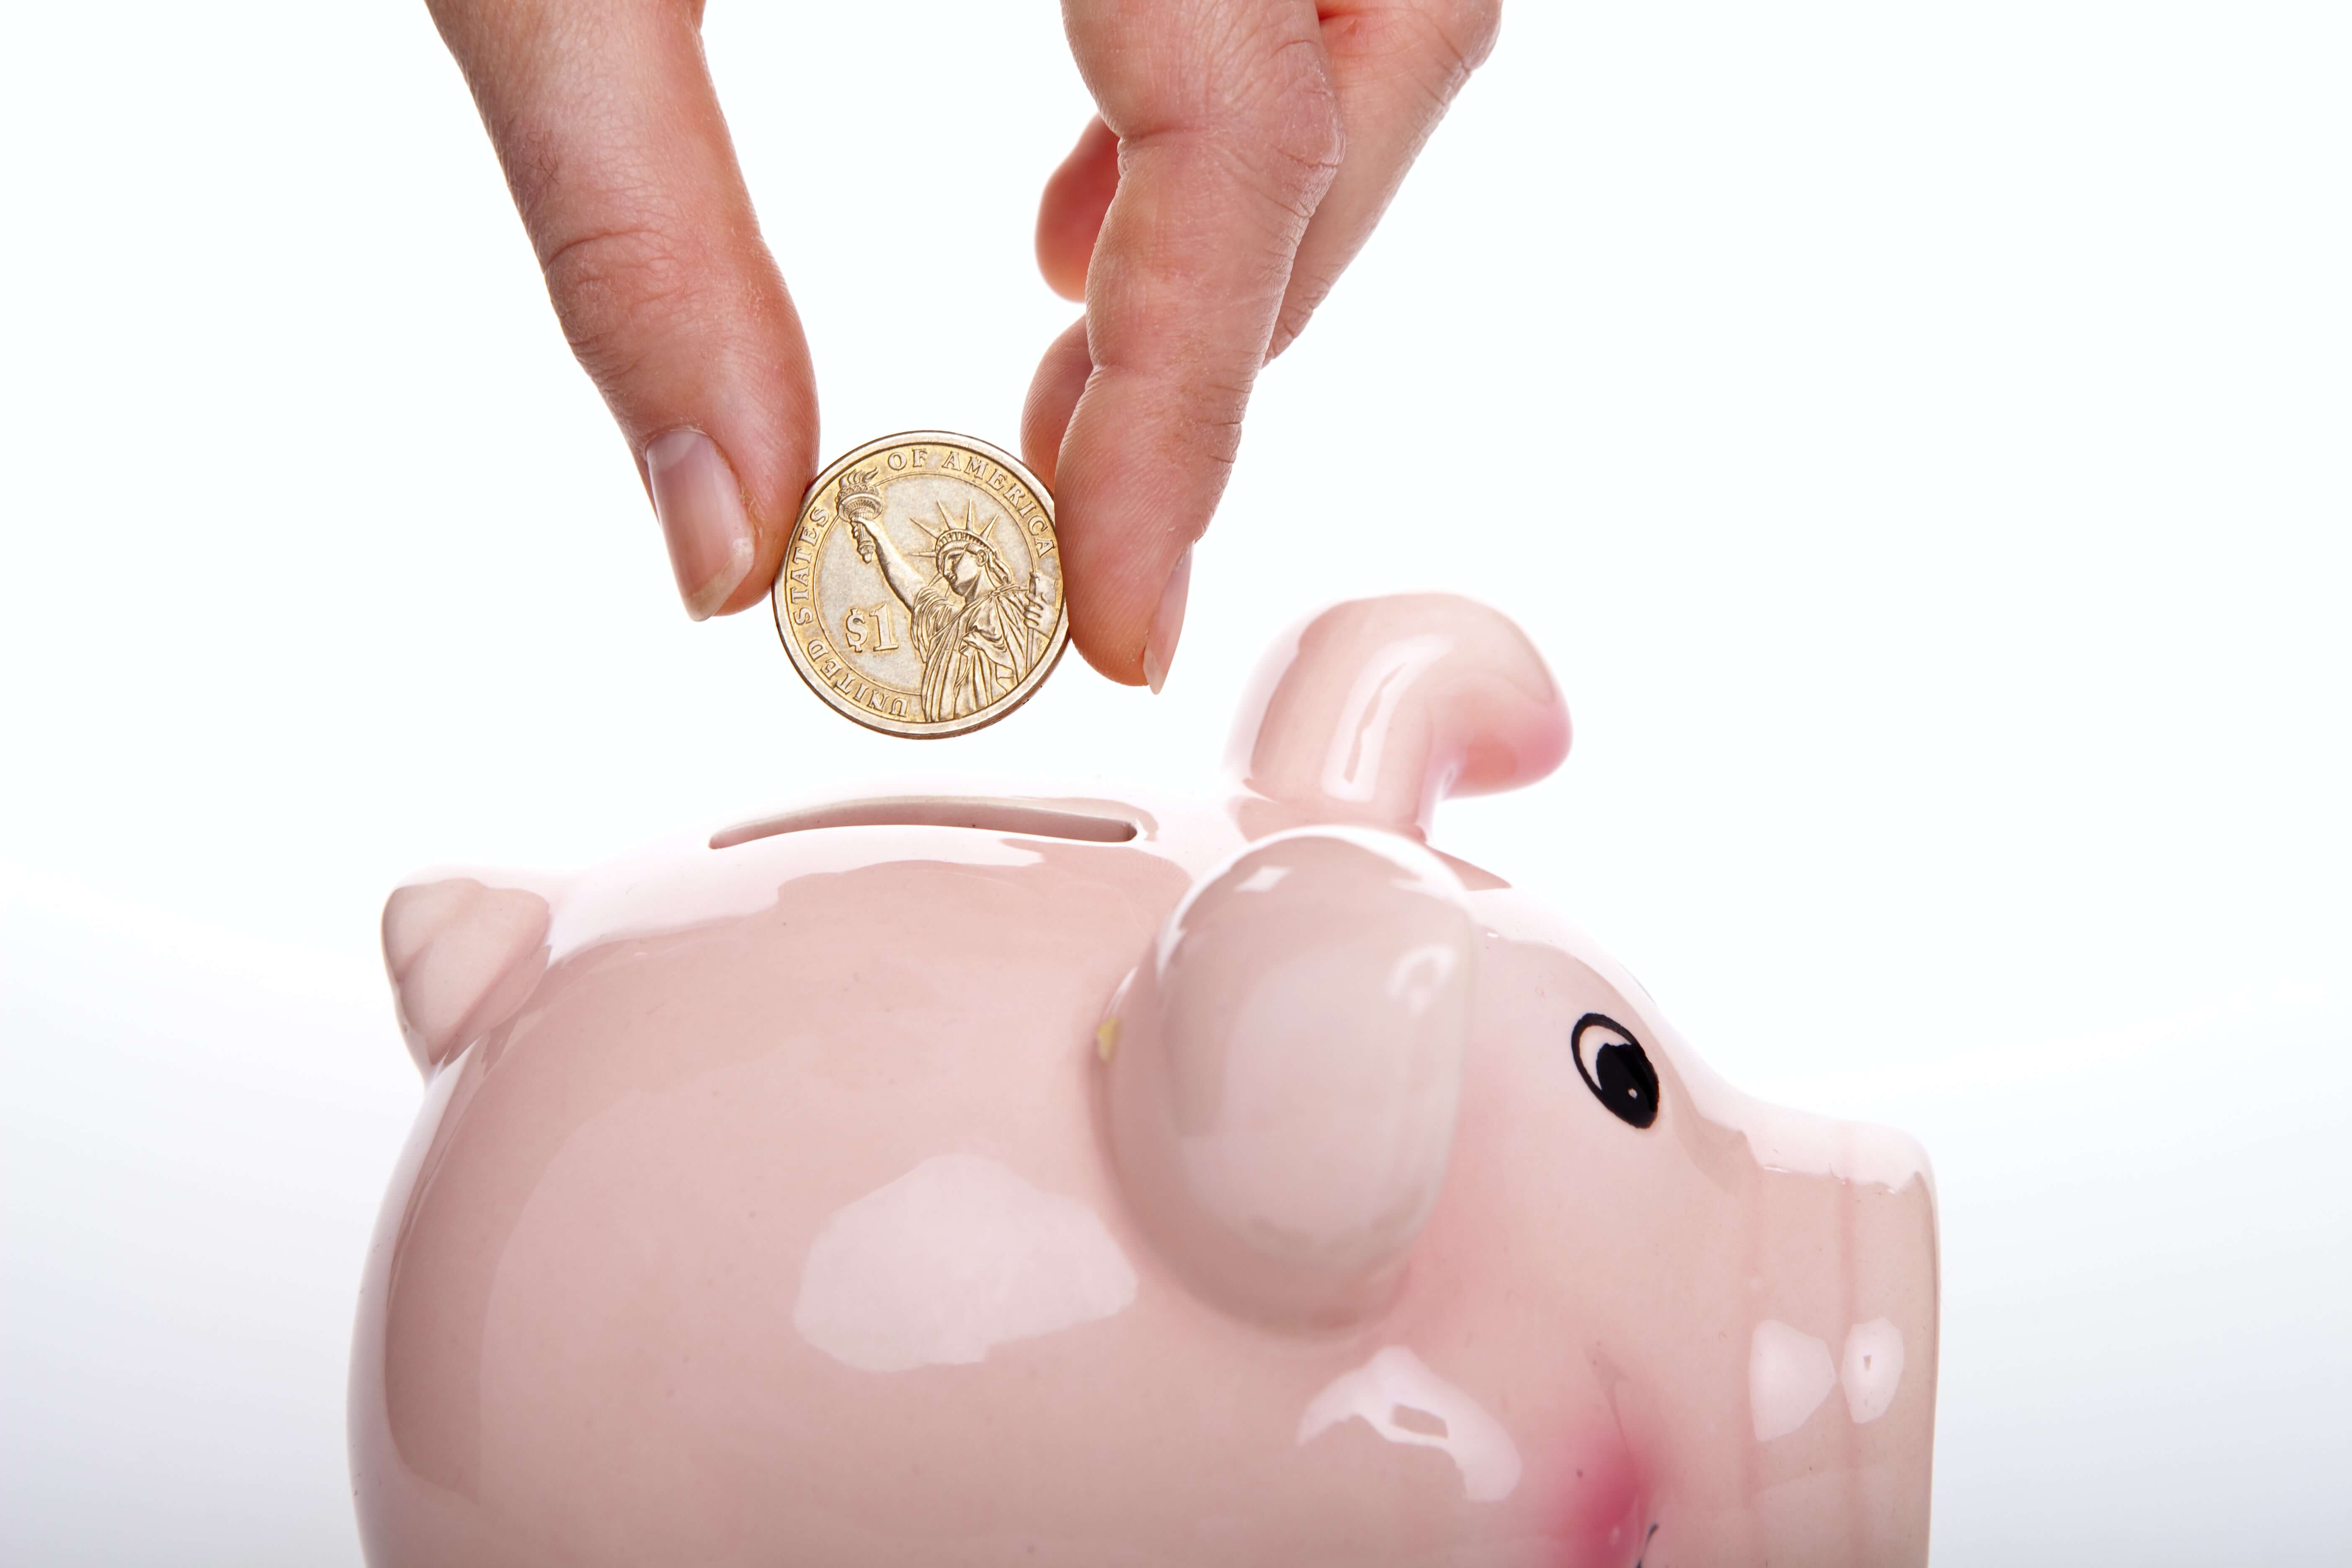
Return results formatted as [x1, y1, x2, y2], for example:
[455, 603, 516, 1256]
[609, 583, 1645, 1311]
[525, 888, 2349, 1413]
[1035, 116, 1119, 301]
[699, 503, 807, 618]
[692, 358, 821, 620]
[1037, 235, 1088, 304]
[1142, 544, 1193, 695]
[702, 525, 789, 618]
[1052, 397, 1197, 691]
[644, 428, 753, 620]
[1072, 624, 1151, 688]
[1021, 317, 1093, 490]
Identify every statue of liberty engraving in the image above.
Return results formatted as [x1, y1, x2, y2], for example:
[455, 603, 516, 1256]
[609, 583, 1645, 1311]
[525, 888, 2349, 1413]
[836, 467, 1055, 725]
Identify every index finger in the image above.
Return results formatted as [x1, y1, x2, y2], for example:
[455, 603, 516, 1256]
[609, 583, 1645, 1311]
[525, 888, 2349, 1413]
[426, 0, 818, 620]
[1039, 0, 1344, 689]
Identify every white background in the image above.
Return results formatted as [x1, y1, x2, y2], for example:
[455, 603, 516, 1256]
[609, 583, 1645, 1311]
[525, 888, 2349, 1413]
[3, 2, 2347, 1563]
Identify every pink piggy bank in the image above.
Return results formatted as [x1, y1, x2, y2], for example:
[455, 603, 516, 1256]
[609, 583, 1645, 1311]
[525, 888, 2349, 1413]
[353, 596, 1938, 1567]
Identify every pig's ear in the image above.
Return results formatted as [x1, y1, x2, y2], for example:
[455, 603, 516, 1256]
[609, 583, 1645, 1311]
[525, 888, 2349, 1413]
[1101, 828, 1473, 1329]
[1230, 594, 1570, 837]
[382, 877, 553, 1077]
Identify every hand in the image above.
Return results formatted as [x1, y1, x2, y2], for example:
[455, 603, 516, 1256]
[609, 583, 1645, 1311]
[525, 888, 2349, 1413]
[423, 0, 816, 623]
[1022, 0, 1501, 690]
[423, 1, 1497, 664]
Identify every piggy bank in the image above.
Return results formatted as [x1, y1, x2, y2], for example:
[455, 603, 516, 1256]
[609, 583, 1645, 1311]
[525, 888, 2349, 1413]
[352, 596, 1938, 1567]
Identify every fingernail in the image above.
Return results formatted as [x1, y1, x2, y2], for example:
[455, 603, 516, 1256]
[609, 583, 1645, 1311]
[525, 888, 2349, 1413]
[1142, 546, 1193, 695]
[644, 428, 757, 621]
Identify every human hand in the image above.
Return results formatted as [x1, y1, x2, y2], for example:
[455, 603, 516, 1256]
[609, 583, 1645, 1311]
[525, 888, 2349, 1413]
[423, 0, 816, 623]
[1021, 0, 1500, 690]
[425, 1, 1497, 671]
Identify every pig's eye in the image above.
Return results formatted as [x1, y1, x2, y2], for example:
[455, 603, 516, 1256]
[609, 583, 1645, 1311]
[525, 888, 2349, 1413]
[1572, 1013, 1659, 1129]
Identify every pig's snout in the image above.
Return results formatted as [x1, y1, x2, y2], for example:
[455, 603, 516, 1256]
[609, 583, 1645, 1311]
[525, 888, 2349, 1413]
[1101, 828, 1475, 1330]
[1729, 1132, 1940, 1565]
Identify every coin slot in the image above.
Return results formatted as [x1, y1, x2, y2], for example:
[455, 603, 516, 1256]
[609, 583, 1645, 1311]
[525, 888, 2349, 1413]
[710, 798, 1140, 850]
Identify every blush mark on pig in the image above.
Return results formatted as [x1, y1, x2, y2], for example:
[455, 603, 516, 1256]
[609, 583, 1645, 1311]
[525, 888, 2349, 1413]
[1513, 1427, 1653, 1568]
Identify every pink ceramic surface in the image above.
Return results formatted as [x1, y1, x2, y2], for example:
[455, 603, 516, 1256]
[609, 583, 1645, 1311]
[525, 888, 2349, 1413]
[354, 595, 1938, 1567]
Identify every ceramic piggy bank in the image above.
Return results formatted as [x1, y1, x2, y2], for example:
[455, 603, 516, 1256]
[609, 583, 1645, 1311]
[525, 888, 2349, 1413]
[353, 596, 1938, 1567]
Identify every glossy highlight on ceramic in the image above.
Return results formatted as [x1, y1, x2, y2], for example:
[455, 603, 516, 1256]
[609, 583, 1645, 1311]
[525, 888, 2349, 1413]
[352, 594, 1939, 1566]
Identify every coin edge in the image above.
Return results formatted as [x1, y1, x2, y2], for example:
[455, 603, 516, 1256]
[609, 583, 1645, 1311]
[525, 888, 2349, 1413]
[770, 430, 1070, 740]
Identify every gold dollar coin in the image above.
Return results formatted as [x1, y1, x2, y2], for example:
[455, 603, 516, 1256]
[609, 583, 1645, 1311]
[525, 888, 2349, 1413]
[772, 431, 1069, 738]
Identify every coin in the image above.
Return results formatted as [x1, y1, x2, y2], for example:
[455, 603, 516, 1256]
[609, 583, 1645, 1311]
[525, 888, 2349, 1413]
[773, 431, 1070, 738]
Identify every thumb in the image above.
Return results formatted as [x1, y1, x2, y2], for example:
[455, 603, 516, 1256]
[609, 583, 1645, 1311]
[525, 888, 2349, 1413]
[428, 0, 818, 619]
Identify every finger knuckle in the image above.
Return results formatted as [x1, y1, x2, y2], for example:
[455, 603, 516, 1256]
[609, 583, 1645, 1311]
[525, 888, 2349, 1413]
[1242, 40, 1346, 188]
[1176, 378, 1251, 471]
[538, 221, 694, 385]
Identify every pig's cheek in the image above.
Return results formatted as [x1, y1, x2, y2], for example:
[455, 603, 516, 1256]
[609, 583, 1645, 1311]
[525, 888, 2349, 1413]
[1524, 1432, 1653, 1568]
